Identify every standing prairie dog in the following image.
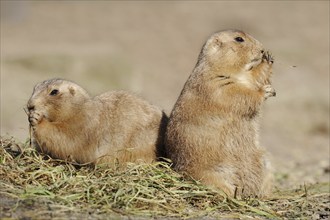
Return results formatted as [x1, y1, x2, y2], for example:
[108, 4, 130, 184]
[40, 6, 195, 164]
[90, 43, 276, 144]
[165, 30, 275, 198]
[27, 78, 168, 167]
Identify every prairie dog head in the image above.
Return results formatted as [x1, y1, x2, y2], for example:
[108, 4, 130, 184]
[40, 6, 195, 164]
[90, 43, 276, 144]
[197, 29, 265, 75]
[27, 78, 90, 122]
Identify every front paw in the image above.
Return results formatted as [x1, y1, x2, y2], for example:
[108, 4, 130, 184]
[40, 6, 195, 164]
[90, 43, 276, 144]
[263, 84, 276, 99]
[217, 75, 233, 87]
[262, 51, 274, 65]
[28, 111, 43, 128]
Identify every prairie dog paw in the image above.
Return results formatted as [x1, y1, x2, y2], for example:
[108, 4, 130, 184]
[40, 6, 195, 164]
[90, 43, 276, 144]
[217, 75, 233, 87]
[28, 111, 43, 127]
[263, 85, 276, 99]
[262, 51, 274, 65]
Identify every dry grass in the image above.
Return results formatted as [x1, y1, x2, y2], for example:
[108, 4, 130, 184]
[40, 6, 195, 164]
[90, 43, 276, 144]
[0, 136, 329, 219]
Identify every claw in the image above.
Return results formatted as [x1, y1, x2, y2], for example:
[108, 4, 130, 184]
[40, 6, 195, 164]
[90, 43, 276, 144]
[262, 51, 274, 64]
[263, 85, 276, 99]
[28, 111, 43, 127]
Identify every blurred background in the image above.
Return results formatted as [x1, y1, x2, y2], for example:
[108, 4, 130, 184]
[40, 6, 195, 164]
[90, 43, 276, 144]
[1, 1, 329, 188]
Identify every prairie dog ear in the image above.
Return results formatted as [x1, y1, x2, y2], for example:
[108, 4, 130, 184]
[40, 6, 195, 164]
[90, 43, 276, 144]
[69, 86, 75, 96]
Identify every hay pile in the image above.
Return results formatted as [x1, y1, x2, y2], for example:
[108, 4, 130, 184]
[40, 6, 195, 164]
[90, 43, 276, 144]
[0, 137, 329, 219]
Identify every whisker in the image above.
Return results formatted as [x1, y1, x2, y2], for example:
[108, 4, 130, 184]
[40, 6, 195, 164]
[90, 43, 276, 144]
[23, 107, 29, 116]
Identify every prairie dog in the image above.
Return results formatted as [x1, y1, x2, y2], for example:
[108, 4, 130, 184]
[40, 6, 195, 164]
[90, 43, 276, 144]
[165, 30, 275, 198]
[27, 78, 168, 166]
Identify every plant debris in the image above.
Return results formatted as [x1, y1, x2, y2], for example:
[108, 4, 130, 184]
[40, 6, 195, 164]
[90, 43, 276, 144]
[1, 136, 329, 219]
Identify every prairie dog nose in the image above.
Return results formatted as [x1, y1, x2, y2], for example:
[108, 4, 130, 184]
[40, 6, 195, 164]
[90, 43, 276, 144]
[27, 101, 35, 111]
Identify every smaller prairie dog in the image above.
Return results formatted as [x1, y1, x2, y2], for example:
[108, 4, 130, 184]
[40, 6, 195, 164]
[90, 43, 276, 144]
[165, 30, 275, 198]
[27, 78, 168, 166]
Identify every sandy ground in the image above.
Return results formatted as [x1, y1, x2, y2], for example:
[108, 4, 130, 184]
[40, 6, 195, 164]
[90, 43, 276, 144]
[1, 1, 329, 188]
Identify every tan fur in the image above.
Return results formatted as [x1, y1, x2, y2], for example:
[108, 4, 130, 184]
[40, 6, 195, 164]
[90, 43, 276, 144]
[165, 30, 275, 198]
[27, 78, 168, 167]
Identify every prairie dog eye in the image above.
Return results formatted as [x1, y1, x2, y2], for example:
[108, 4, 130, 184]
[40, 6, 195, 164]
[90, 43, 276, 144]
[234, 37, 244, 42]
[49, 89, 59, 96]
